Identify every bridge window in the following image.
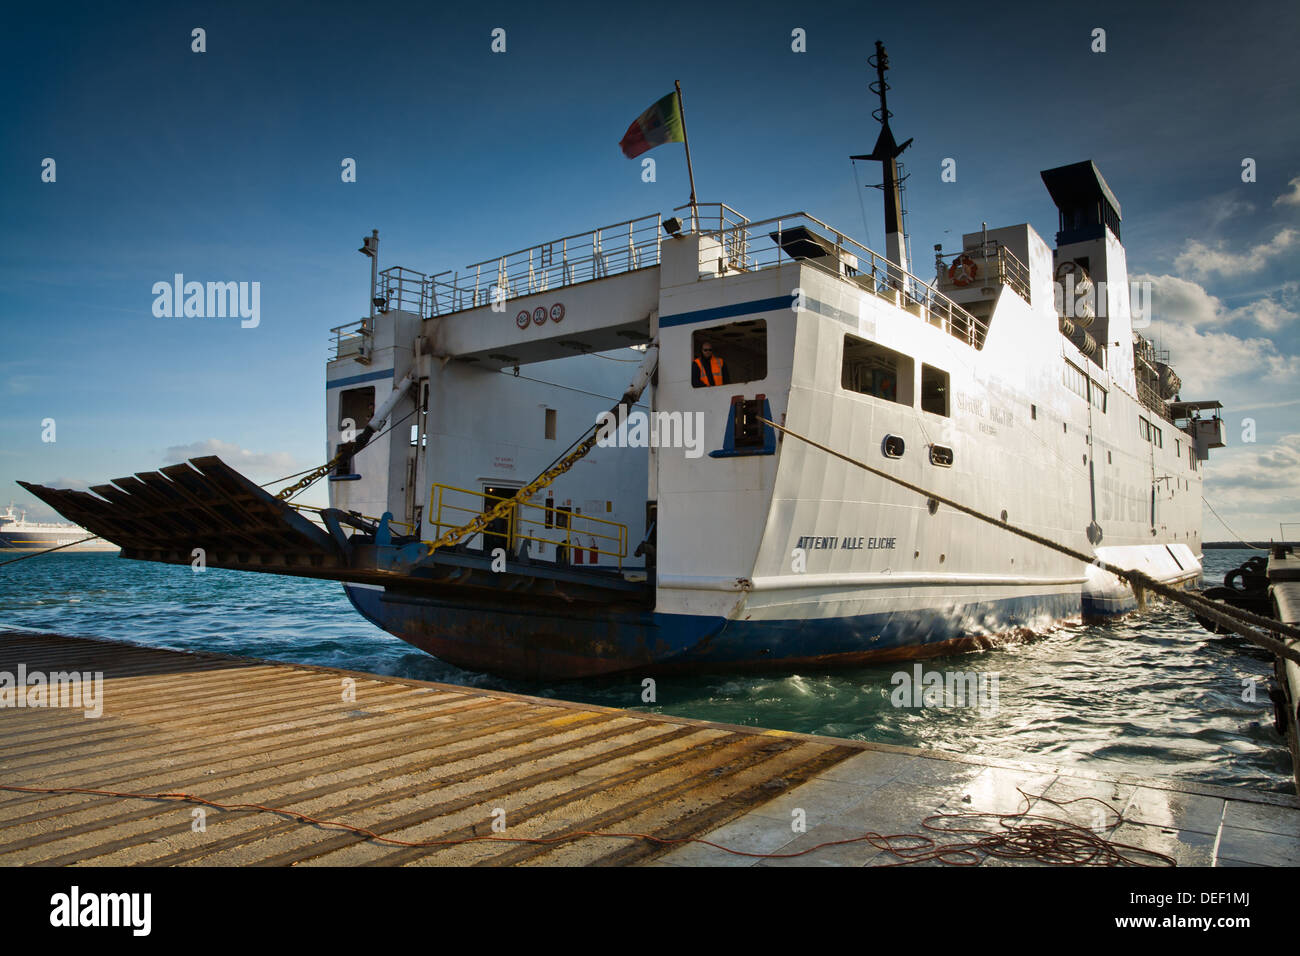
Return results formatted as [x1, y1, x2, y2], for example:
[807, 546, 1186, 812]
[842, 334, 914, 406]
[338, 386, 375, 436]
[545, 408, 557, 440]
[1063, 361, 1088, 400]
[921, 364, 949, 416]
[691, 319, 766, 387]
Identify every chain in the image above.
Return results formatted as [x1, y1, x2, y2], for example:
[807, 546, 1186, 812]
[273, 452, 347, 502]
[424, 430, 602, 554]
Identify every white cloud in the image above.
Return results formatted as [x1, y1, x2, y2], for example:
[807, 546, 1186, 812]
[35, 477, 95, 491]
[1172, 228, 1296, 279]
[1275, 175, 1300, 207]
[1145, 317, 1300, 393]
[1201, 437, 1300, 541]
[1209, 434, 1300, 492]
[1135, 272, 1298, 332]
[1228, 297, 1300, 332]
[1135, 273, 1224, 328]
[162, 439, 298, 480]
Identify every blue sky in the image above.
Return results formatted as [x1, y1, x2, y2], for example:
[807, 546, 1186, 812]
[2, 0, 1298, 538]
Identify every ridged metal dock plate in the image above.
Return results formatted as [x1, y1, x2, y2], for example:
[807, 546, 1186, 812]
[18, 457, 346, 576]
[0, 633, 859, 866]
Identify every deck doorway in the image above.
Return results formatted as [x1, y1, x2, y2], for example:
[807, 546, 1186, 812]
[482, 485, 518, 554]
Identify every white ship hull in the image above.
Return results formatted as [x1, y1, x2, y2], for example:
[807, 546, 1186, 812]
[323, 165, 1218, 679]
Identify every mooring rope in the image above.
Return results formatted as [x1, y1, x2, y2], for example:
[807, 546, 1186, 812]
[0, 535, 102, 568]
[1202, 494, 1269, 551]
[759, 416, 1300, 664]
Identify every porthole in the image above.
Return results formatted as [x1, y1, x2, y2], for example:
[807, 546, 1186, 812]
[927, 498, 939, 515]
[882, 434, 905, 458]
[929, 444, 954, 467]
[1000, 510, 1008, 523]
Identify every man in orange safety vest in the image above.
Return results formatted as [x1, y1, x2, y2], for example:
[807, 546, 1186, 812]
[691, 341, 728, 388]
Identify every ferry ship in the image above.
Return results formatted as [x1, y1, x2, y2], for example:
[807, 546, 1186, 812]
[0, 504, 117, 552]
[20, 45, 1225, 679]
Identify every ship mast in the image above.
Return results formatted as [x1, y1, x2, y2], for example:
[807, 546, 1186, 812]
[851, 40, 913, 277]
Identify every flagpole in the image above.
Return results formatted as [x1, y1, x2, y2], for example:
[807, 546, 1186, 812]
[675, 80, 698, 225]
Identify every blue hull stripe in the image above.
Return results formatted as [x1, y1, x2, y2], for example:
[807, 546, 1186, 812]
[327, 368, 393, 389]
[659, 295, 789, 328]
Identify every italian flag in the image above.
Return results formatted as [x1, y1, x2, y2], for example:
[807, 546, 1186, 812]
[619, 91, 685, 159]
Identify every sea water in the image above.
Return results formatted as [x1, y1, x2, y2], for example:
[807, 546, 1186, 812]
[0, 548, 1289, 792]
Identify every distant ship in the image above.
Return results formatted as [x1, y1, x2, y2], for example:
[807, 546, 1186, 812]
[0, 503, 118, 552]
[19, 43, 1225, 679]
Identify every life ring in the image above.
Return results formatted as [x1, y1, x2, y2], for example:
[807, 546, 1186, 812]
[948, 254, 978, 286]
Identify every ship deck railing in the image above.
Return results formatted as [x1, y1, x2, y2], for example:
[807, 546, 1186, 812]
[686, 203, 989, 350]
[329, 318, 372, 362]
[332, 202, 987, 352]
[428, 482, 628, 569]
[427, 214, 664, 316]
[934, 241, 1032, 303]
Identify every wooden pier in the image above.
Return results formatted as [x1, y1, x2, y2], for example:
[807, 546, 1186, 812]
[1, 631, 1297, 866]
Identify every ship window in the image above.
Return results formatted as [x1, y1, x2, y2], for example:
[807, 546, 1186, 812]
[545, 408, 557, 440]
[691, 320, 767, 386]
[929, 444, 954, 467]
[841, 335, 914, 406]
[920, 365, 950, 416]
[1031, 404, 1037, 420]
[338, 386, 375, 437]
[882, 434, 905, 458]
[1090, 382, 1107, 412]
[1063, 361, 1088, 400]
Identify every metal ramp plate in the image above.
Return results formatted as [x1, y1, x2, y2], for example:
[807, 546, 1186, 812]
[18, 456, 346, 576]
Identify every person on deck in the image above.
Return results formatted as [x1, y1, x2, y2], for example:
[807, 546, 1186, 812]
[692, 341, 728, 388]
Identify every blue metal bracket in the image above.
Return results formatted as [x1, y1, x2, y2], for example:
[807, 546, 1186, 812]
[709, 397, 777, 458]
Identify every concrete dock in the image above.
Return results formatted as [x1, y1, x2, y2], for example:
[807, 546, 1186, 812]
[2, 630, 1297, 866]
